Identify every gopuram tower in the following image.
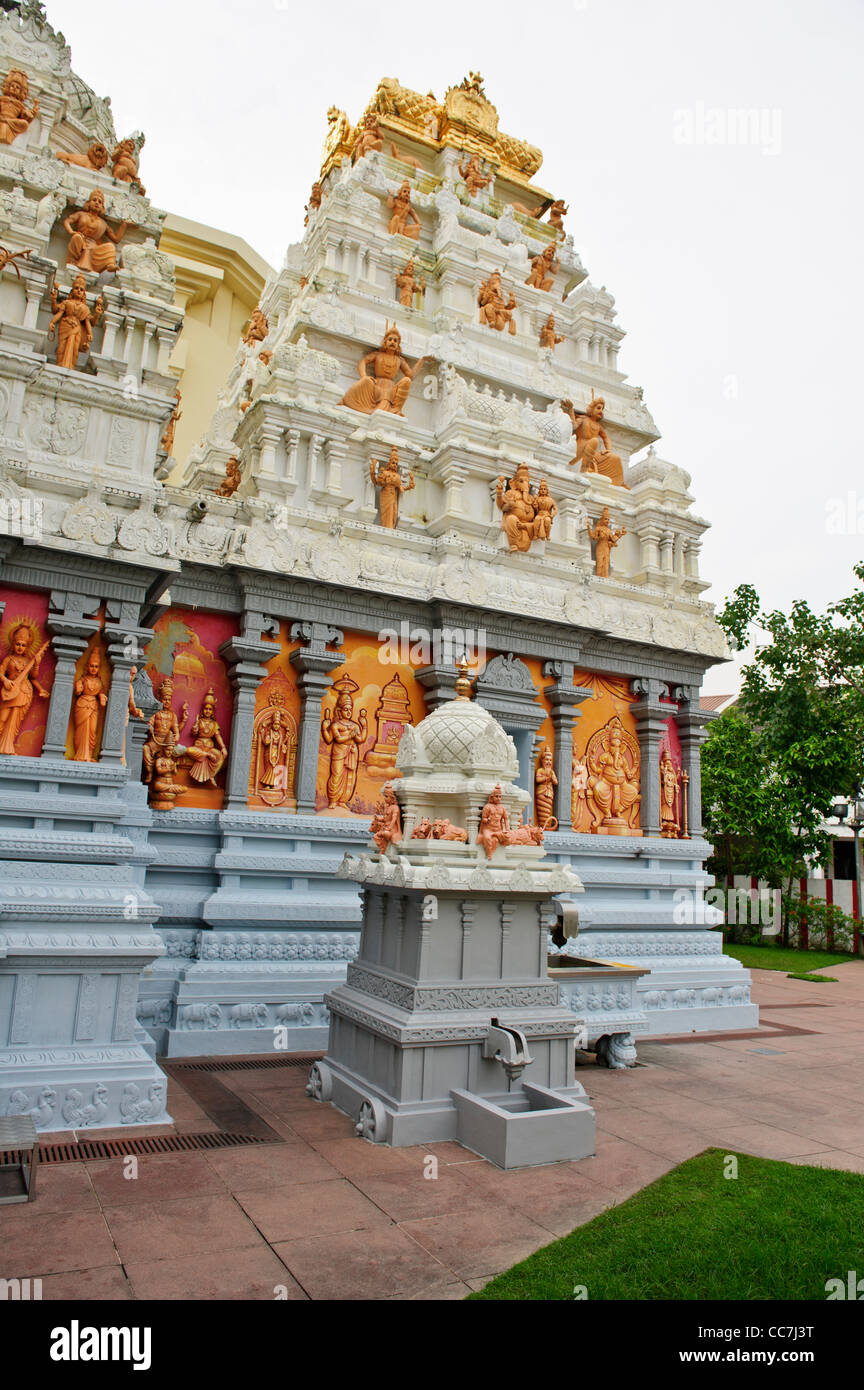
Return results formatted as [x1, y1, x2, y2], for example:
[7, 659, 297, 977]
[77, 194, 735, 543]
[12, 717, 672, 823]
[0, 18, 755, 1126]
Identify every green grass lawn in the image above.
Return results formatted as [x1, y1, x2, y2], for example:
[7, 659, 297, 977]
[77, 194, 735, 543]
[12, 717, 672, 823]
[723, 942, 856, 973]
[468, 1150, 864, 1300]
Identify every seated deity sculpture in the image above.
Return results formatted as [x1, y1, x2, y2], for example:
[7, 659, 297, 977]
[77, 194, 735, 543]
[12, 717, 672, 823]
[387, 180, 421, 239]
[371, 783, 402, 853]
[496, 464, 556, 551]
[561, 395, 627, 487]
[215, 456, 242, 497]
[477, 783, 510, 858]
[184, 688, 227, 788]
[353, 112, 383, 161]
[547, 198, 568, 236]
[143, 679, 187, 784]
[458, 151, 491, 197]
[0, 69, 38, 146]
[111, 138, 145, 192]
[339, 324, 432, 417]
[478, 271, 517, 334]
[585, 715, 641, 834]
[48, 275, 103, 370]
[63, 189, 132, 274]
[525, 245, 559, 291]
[0, 622, 50, 756]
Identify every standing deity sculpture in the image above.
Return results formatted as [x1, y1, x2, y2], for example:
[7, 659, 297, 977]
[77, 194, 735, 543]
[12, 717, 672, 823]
[56, 142, 109, 173]
[353, 112, 383, 161]
[533, 480, 557, 540]
[63, 189, 132, 274]
[48, 275, 103, 370]
[478, 271, 517, 334]
[539, 314, 564, 349]
[387, 179, 421, 239]
[395, 257, 425, 308]
[585, 715, 641, 834]
[586, 506, 626, 578]
[251, 689, 297, 806]
[571, 750, 590, 832]
[160, 388, 182, 455]
[370, 782, 402, 853]
[458, 151, 491, 197]
[339, 324, 432, 416]
[321, 676, 368, 809]
[184, 688, 227, 788]
[142, 679, 187, 785]
[561, 395, 627, 487]
[660, 748, 681, 838]
[534, 745, 558, 830]
[0, 68, 38, 145]
[304, 181, 323, 225]
[111, 137, 146, 193]
[525, 245, 559, 291]
[72, 648, 108, 762]
[215, 456, 242, 497]
[0, 622, 50, 756]
[370, 447, 415, 528]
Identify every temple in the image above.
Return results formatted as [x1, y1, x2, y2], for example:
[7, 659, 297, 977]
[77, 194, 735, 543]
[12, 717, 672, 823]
[0, 6, 754, 1131]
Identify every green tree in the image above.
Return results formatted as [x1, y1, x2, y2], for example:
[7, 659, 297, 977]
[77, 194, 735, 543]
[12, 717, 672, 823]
[704, 564, 864, 944]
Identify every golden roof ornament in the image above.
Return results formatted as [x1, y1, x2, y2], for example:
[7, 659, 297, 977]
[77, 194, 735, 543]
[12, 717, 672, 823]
[453, 655, 476, 701]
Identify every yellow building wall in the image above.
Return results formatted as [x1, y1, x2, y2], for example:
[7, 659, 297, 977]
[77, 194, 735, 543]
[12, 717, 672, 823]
[158, 214, 273, 475]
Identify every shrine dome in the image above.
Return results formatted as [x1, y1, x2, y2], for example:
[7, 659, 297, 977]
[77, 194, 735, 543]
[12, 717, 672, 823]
[395, 692, 519, 780]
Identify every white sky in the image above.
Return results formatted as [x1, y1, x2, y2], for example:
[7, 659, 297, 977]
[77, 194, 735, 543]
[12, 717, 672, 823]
[44, 0, 864, 693]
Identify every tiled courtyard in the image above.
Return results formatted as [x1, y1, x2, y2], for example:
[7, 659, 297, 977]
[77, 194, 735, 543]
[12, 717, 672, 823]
[4, 962, 863, 1301]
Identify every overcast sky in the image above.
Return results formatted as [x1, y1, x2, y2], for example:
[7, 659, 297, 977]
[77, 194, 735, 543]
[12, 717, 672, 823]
[44, 0, 863, 693]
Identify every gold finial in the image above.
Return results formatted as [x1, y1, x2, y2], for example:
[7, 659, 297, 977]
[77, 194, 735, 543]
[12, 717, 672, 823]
[454, 654, 475, 701]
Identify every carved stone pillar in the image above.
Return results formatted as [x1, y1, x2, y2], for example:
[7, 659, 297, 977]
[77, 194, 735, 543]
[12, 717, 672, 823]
[631, 677, 668, 838]
[42, 602, 101, 758]
[289, 621, 345, 813]
[220, 628, 278, 809]
[100, 624, 154, 764]
[543, 661, 595, 831]
[414, 663, 462, 711]
[673, 684, 716, 839]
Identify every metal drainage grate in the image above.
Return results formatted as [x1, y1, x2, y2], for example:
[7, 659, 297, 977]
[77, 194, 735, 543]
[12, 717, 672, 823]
[0, 1130, 270, 1166]
[170, 1054, 323, 1074]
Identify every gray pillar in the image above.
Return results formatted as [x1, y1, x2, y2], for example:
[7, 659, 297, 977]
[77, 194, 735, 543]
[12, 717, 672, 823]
[631, 677, 668, 838]
[220, 635, 276, 809]
[126, 670, 161, 784]
[674, 685, 716, 839]
[100, 625, 154, 764]
[42, 621, 99, 758]
[289, 622, 345, 814]
[414, 663, 461, 711]
[543, 661, 594, 831]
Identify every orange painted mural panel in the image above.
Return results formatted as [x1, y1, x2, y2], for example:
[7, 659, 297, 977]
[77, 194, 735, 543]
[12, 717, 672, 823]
[0, 586, 56, 758]
[571, 671, 641, 833]
[143, 606, 238, 810]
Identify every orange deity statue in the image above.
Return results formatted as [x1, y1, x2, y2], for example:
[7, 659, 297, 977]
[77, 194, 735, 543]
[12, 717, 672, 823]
[111, 138, 145, 193]
[0, 622, 50, 756]
[304, 181, 323, 225]
[525, 245, 559, 292]
[535, 744, 558, 830]
[539, 314, 564, 350]
[458, 151, 491, 197]
[63, 189, 131, 274]
[353, 112, 384, 162]
[184, 688, 227, 788]
[571, 750, 591, 832]
[387, 180, 421, 239]
[496, 465, 556, 551]
[251, 689, 297, 806]
[547, 198, 568, 236]
[561, 395, 627, 487]
[0, 69, 38, 146]
[321, 676, 368, 809]
[585, 715, 641, 835]
[395, 257, 425, 308]
[370, 782, 402, 853]
[150, 746, 188, 812]
[243, 307, 269, 348]
[48, 275, 104, 371]
[660, 748, 681, 839]
[215, 456, 242, 497]
[478, 271, 517, 334]
[477, 783, 510, 858]
[587, 506, 626, 578]
[72, 648, 108, 762]
[339, 324, 432, 417]
[142, 679, 187, 785]
[56, 142, 109, 173]
[160, 388, 182, 455]
[370, 447, 414, 529]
